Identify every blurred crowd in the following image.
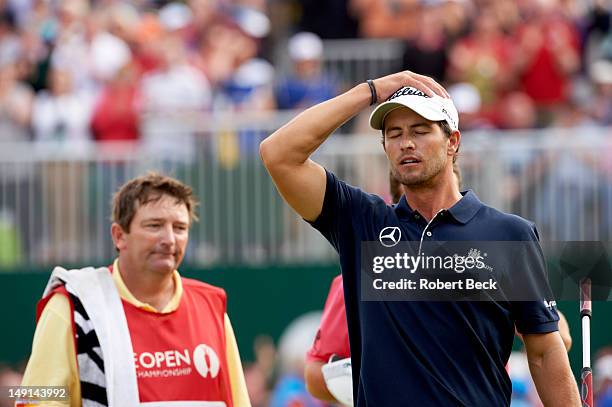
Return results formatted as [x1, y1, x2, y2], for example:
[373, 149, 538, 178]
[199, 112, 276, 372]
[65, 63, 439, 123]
[301, 0, 612, 130]
[0, 0, 343, 154]
[406, 0, 612, 130]
[0, 0, 609, 261]
[0, 0, 610, 148]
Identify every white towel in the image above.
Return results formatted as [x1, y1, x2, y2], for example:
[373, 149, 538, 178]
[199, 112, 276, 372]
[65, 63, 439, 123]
[43, 266, 140, 407]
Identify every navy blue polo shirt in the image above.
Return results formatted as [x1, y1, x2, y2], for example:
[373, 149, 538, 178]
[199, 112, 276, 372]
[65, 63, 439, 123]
[310, 170, 559, 407]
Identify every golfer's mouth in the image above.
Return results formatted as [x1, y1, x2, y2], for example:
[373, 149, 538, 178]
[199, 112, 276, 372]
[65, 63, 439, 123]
[399, 157, 421, 166]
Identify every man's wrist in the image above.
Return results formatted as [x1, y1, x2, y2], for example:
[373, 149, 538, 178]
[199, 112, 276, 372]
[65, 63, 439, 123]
[349, 82, 377, 109]
[366, 79, 377, 105]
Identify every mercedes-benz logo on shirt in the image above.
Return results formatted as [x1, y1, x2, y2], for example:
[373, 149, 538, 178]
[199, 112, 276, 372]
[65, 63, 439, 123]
[379, 227, 401, 247]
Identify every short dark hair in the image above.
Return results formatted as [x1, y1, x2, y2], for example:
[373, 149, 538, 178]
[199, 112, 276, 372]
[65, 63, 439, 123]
[112, 173, 198, 232]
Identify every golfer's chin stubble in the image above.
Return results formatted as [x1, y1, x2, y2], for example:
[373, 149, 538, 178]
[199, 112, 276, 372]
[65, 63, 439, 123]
[393, 164, 435, 187]
[395, 156, 449, 188]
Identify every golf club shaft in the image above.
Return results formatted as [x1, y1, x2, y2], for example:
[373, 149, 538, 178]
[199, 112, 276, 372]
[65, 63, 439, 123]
[580, 279, 592, 407]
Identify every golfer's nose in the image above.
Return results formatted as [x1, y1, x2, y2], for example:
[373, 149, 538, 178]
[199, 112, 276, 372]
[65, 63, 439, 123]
[400, 134, 415, 150]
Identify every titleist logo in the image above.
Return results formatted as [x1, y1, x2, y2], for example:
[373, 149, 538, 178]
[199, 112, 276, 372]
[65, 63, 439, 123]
[387, 87, 429, 101]
[441, 107, 457, 128]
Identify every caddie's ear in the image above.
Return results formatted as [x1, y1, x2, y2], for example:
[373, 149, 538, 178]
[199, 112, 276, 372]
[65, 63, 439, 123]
[111, 223, 128, 252]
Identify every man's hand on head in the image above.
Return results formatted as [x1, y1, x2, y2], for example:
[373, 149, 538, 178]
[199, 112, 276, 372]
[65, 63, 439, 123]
[372, 71, 450, 102]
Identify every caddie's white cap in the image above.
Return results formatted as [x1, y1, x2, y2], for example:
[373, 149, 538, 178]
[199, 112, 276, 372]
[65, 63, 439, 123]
[369, 86, 459, 131]
[322, 357, 353, 406]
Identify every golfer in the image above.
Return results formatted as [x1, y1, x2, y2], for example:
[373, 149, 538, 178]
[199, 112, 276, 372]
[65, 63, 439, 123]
[260, 71, 580, 406]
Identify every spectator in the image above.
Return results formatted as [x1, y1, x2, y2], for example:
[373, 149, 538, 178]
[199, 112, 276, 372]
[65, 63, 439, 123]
[49, 0, 95, 93]
[595, 347, 612, 406]
[32, 67, 94, 145]
[188, 0, 224, 46]
[581, 0, 611, 66]
[0, 56, 33, 142]
[17, 9, 54, 92]
[296, 0, 359, 39]
[91, 64, 139, 144]
[401, 5, 449, 82]
[32, 67, 93, 261]
[447, 82, 488, 130]
[0, 50, 36, 261]
[513, 0, 581, 124]
[496, 91, 537, 130]
[351, 0, 420, 39]
[131, 13, 164, 75]
[276, 32, 338, 110]
[197, 19, 244, 88]
[215, 7, 275, 112]
[588, 59, 612, 126]
[158, 2, 194, 48]
[219, 58, 275, 112]
[436, 0, 472, 42]
[139, 34, 211, 164]
[0, 8, 20, 69]
[448, 4, 517, 107]
[90, 59, 140, 258]
[244, 335, 277, 407]
[105, 2, 141, 48]
[269, 312, 328, 407]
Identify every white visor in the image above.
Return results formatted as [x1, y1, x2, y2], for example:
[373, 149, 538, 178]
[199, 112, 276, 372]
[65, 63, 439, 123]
[369, 86, 459, 132]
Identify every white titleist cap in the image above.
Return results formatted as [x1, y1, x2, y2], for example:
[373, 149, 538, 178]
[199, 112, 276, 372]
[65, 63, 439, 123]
[369, 86, 459, 131]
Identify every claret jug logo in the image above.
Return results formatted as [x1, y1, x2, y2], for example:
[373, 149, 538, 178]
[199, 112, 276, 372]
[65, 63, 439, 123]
[193, 344, 221, 379]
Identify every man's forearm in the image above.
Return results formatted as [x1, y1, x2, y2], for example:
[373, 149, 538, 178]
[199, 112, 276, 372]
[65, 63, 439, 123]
[304, 361, 338, 403]
[528, 343, 580, 406]
[260, 83, 371, 166]
[260, 71, 448, 167]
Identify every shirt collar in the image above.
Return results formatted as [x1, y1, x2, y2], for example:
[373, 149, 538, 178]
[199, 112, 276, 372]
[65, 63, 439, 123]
[112, 259, 183, 313]
[395, 190, 483, 224]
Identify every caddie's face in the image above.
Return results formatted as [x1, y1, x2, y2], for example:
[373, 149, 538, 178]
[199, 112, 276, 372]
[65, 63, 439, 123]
[383, 107, 452, 188]
[115, 194, 190, 276]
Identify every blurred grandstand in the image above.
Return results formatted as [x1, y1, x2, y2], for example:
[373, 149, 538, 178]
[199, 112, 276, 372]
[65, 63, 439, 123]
[0, 0, 610, 267]
[0, 0, 611, 405]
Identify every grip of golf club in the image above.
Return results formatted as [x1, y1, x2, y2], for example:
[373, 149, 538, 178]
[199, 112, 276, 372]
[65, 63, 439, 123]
[580, 279, 592, 314]
[581, 367, 593, 407]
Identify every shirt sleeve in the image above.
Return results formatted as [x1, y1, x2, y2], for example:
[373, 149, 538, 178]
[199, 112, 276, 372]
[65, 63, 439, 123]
[307, 276, 350, 362]
[224, 313, 251, 407]
[19, 294, 81, 407]
[308, 170, 364, 251]
[510, 223, 559, 334]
